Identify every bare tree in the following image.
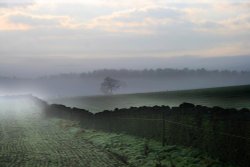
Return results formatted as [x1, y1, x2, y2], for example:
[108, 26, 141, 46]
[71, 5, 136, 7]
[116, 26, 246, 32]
[100, 77, 121, 95]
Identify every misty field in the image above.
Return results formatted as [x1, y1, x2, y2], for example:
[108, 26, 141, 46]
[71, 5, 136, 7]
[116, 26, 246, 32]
[50, 84, 250, 113]
[0, 117, 232, 167]
[0, 119, 127, 167]
[0, 99, 127, 167]
[0, 97, 235, 167]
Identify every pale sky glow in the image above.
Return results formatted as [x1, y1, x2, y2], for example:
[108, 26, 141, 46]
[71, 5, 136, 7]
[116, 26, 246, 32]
[0, 0, 250, 76]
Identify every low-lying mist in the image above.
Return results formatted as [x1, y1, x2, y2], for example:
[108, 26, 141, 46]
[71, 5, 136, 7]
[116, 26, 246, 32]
[1, 68, 250, 99]
[0, 95, 48, 119]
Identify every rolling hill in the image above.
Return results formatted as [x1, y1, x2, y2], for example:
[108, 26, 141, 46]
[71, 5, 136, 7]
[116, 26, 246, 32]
[49, 84, 250, 113]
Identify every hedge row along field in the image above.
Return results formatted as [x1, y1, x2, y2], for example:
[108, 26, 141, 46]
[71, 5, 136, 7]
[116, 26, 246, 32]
[0, 95, 249, 166]
[0, 96, 233, 167]
[46, 103, 250, 167]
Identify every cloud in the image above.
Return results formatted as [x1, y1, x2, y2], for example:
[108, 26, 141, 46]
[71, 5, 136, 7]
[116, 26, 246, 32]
[84, 7, 185, 34]
[7, 14, 74, 29]
[0, 15, 31, 31]
[1, 0, 249, 35]
[82, 1, 250, 35]
[182, 1, 250, 35]
[0, 6, 78, 31]
[0, 0, 34, 8]
[160, 42, 250, 57]
[9, 15, 60, 27]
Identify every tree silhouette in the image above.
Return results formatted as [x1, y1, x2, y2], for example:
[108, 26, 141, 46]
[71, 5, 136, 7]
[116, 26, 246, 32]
[100, 77, 121, 95]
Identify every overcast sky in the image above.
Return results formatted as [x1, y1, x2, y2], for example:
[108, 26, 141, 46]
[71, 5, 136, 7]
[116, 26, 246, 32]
[0, 0, 250, 77]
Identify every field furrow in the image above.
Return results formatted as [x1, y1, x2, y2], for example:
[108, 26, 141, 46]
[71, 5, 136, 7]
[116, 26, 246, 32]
[0, 110, 128, 167]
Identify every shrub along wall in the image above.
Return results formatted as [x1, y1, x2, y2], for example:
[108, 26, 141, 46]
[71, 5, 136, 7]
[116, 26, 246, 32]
[45, 103, 250, 167]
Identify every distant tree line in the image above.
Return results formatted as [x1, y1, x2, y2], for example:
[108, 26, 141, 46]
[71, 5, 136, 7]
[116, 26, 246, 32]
[45, 103, 250, 167]
[22, 68, 250, 80]
[79, 68, 250, 78]
[1, 68, 250, 83]
[1, 68, 250, 80]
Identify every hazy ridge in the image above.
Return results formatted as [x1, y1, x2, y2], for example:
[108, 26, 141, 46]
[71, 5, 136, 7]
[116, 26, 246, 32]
[1, 68, 250, 98]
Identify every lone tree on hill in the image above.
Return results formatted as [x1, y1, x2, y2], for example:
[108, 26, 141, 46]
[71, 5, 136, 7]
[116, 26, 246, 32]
[101, 77, 121, 95]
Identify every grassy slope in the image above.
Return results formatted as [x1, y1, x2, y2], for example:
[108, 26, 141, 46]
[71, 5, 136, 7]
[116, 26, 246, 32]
[0, 110, 233, 167]
[59, 119, 234, 167]
[50, 84, 250, 113]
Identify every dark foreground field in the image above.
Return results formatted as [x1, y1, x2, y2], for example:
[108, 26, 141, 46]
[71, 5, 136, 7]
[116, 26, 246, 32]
[0, 97, 232, 167]
[50, 84, 250, 113]
[0, 98, 128, 167]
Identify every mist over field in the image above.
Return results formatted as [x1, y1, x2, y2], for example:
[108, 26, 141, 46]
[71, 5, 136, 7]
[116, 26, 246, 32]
[1, 68, 250, 98]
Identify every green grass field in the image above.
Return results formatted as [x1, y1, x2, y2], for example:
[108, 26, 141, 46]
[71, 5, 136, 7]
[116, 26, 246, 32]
[50, 84, 250, 113]
[0, 99, 128, 167]
[0, 117, 231, 167]
[0, 98, 232, 167]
